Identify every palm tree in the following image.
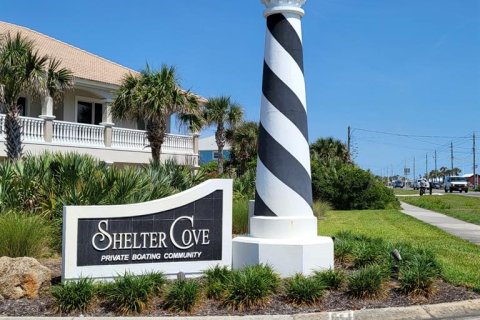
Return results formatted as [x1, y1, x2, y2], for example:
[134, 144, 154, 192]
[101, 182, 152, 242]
[226, 121, 258, 175]
[0, 32, 72, 161]
[111, 65, 201, 164]
[439, 166, 448, 182]
[202, 96, 243, 174]
[310, 137, 351, 164]
[451, 167, 462, 176]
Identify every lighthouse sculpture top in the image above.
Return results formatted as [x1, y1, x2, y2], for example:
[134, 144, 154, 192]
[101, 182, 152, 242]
[262, 0, 306, 16]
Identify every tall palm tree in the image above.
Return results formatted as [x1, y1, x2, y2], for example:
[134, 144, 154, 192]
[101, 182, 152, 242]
[310, 137, 351, 164]
[226, 121, 258, 175]
[0, 32, 72, 161]
[439, 166, 448, 182]
[112, 65, 201, 164]
[203, 96, 243, 174]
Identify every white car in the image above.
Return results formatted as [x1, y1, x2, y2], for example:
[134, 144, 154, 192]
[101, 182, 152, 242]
[444, 176, 469, 193]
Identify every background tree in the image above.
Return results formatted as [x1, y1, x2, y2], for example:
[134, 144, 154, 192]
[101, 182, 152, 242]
[0, 32, 72, 160]
[226, 121, 258, 176]
[439, 166, 448, 182]
[310, 137, 352, 164]
[202, 96, 243, 174]
[112, 65, 200, 164]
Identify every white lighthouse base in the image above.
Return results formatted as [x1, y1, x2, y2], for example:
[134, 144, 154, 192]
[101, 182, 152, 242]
[232, 235, 334, 277]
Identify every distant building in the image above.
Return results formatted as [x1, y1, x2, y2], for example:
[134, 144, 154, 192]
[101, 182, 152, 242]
[462, 174, 480, 187]
[198, 135, 231, 165]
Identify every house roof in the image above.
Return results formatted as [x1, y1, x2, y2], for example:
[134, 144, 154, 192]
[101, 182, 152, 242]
[199, 135, 231, 151]
[0, 21, 138, 86]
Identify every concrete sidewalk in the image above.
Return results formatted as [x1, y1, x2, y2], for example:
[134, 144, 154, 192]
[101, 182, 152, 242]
[401, 202, 480, 244]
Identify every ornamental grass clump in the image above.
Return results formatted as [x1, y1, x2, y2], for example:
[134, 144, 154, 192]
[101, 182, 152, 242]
[204, 265, 232, 299]
[399, 249, 441, 297]
[103, 273, 154, 315]
[285, 274, 325, 305]
[163, 279, 200, 312]
[144, 271, 167, 295]
[347, 264, 386, 299]
[223, 264, 280, 310]
[0, 211, 51, 257]
[51, 277, 96, 314]
[352, 239, 388, 268]
[314, 269, 346, 290]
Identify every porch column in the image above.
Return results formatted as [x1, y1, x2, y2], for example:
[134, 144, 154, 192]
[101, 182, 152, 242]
[100, 99, 114, 147]
[192, 132, 200, 168]
[39, 95, 55, 143]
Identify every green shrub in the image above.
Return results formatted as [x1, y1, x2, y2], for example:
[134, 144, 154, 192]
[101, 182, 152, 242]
[399, 250, 441, 296]
[314, 269, 346, 290]
[223, 264, 280, 310]
[352, 239, 387, 268]
[163, 279, 200, 312]
[313, 201, 331, 219]
[144, 271, 167, 295]
[232, 198, 249, 235]
[347, 264, 386, 299]
[204, 265, 231, 299]
[51, 277, 96, 314]
[285, 274, 325, 305]
[0, 212, 51, 257]
[312, 159, 399, 210]
[103, 273, 154, 315]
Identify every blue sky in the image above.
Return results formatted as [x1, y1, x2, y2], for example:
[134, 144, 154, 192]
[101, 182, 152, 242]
[1, 0, 479, 176]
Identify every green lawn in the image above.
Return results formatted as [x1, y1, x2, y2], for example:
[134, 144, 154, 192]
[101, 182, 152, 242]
[318, 209, 480, 291]
[393, 188, 418, 195]
[401, 195, 480, 225]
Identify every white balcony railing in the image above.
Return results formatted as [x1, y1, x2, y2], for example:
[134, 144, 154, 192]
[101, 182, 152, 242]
[112, 127, 148, 149]
[52, 120, 104, 146]
[0, 114, 44, 142]
[0, 115, 196, 162]
[163, 133, 194, 155]
[112, 128, 193, 155]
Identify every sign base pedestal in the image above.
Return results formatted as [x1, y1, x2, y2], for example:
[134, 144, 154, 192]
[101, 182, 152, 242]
[232, 235, 334, 277]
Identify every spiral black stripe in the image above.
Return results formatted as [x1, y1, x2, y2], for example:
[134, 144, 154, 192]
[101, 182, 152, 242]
[267, 13, 304, 72]
[254, 190, 276, 217]
[262, 62, 308, 140]
[257, 124, 312, 205]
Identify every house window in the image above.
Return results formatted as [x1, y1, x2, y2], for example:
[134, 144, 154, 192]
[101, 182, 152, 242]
[77, 101, 103, 125]
[17, 97, 26, 116]
[213, 151, 221, 159]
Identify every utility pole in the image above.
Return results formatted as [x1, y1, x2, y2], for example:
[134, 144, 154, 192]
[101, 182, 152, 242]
[413, 157, 416, 180]
[425, 153, 428, 179]
[347, 126, 351, 158]
[451, 142, 454, 171]
[435, 150, 437, 183]
[474, 133, 476, 189]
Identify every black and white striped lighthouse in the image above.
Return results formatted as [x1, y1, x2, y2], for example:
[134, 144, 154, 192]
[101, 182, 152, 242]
[255, 0, 312, 219]
[232, 0, 333, 277]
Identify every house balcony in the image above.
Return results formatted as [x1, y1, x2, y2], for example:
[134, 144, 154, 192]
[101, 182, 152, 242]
[0, 114, 199, 166]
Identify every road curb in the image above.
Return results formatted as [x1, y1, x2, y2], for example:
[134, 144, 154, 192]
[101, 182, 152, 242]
[1, 299, 480, 320]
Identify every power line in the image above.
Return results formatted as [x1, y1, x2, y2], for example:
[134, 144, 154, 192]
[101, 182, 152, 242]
[352, 127, 469, 139]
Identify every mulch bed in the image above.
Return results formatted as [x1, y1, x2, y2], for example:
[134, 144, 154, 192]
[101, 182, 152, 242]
[0, 258, 479, 317]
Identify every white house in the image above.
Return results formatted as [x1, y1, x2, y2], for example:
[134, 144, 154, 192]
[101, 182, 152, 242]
[0, 21, 200, 166]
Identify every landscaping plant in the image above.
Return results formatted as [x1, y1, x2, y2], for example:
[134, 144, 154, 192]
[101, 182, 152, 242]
[285, 274, 325, 305]
[204, 265, 232, 300]
[223, 264, 280, 310]
[102, 273, 154, 315]
[313, 269, 346, 290]
[347, 264, 386, 299]
[163, 279, 200, 312]
[51, 277, 96, 314]
[0, 211, 51, 257]
[399, 250, 441, 296]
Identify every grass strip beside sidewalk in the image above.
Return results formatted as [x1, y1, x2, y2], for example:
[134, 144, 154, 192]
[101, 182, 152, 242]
[401, 195, 480, 225]
[318, 209, 480, 291]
